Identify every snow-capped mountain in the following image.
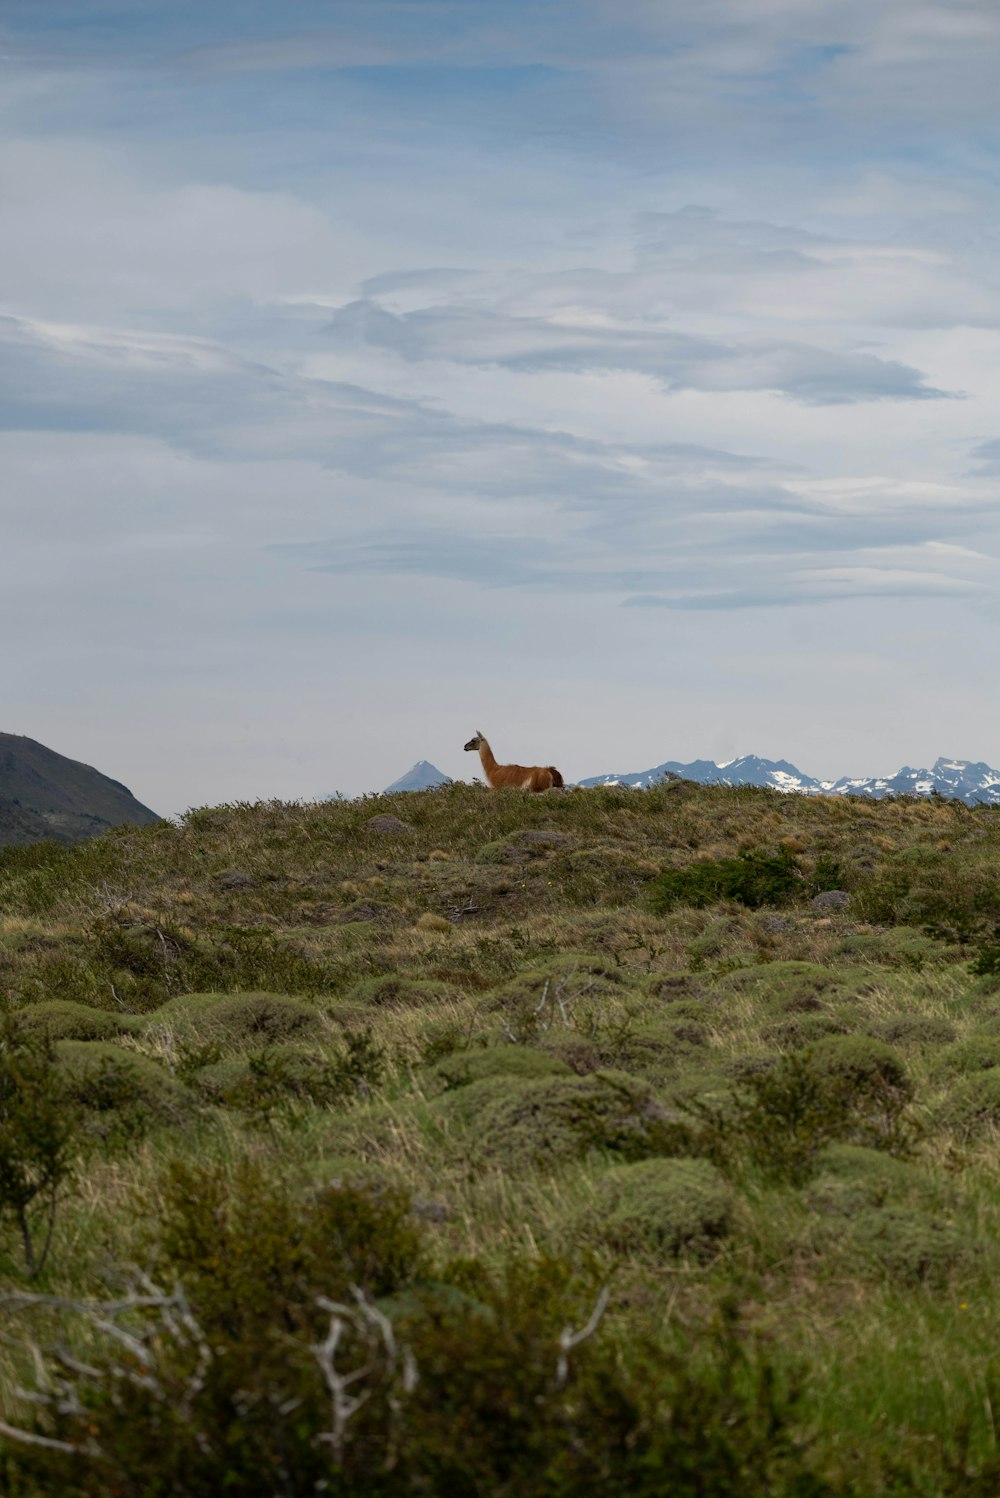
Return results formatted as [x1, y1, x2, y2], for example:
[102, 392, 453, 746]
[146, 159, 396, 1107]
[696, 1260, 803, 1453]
[576, 755, 1000, 806]
[383, 760, 452, 793]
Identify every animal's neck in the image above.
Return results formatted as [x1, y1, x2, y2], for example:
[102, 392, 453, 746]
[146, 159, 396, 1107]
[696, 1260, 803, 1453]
[478, 739, 499, 779]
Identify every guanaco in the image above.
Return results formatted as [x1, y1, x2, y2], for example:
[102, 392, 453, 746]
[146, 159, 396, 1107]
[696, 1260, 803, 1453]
[463, 731, 564, 792]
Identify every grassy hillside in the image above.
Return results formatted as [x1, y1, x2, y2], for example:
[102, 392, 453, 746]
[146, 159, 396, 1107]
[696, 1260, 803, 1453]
[1, 780, 1000, 1493]
[0, 733, 160, 847]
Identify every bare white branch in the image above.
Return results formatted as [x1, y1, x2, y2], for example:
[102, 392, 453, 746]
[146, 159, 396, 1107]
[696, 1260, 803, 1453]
[555, 1286, 610, 1388]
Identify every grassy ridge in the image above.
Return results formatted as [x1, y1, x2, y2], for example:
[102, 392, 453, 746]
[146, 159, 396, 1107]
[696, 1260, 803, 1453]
[1, 780, 1000, 1492]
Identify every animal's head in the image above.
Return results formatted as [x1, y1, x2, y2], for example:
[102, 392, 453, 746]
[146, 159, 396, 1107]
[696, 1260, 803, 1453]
[464, 731, 485, 752]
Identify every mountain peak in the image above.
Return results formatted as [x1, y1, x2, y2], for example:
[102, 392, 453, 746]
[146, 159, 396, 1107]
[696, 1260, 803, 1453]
[383, 761, 452, 794]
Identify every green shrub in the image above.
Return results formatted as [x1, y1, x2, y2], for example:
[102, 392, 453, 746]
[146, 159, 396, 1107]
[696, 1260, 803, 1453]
[841, 1207, 978, 1287]
[835, 929, 958, 970]
[932, 1037, 1000, 1077]
[806, 1035, 910, 1098]
[764, 1015, 850, 1048]
[12, 1000, 139, 1043]
[0, 1028, 79, 1277]
[806, 1144, 921, 1216]
[971, 945, 1000, 981]
[193, 1033, 385, 1117]
[534, 1029, 604, 1076]
[716, 961, 856, 1013]
[53, 1041, 190, 1135]
[877, 1015, 957, 1047]
[185, 1053, 247, 1102]
[348, 974, 459, 1009]
[440, 1070, 683, 1168]
[143, 991, 323, 1049]
[156, 1159, 426, 1323]
[935, 1072, 1000, 1138]
[651, 848, 802, 913]
[853, 854, 1000, 942]
[546, 846, 657, 907]
[645, 971, 707, 1003]
[5, 1201, 834, 1498]
[588, 1158, 734, 1258]
[489, 957, 629, 1042]
[430, 1045, 572, 1091]
[696, 1040, 913, 1184]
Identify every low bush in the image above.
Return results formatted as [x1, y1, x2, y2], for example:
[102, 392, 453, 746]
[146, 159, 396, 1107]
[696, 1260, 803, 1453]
[651, 848, 802, 913]
[835, 929, 958, 970]
[348, 974, 459, 1009]
[3, 1169, 834, 1498]
[144, 991, 323, 1049]
[806, 1144, 922, 1216]
[53, 1040, 191, 1136]
[716, 961, 856, 1013]
[587, 1157, 734, 1259]
[439, 1070, 686, 1168]
[840, 1207, 978, 1287]
[764, 1015, 850, 1048]
[932, 1037, 1000, 1077]
[694, 1040, 913, 1184]
[0, 1027, 79, 1277]
[430, 1045, 572, 1091]
[12, 1000, 139, 1043]
[876, 1015, 958, 1047]
[935, 1071, 1000, 1138]
[852, 853, 1000, 943]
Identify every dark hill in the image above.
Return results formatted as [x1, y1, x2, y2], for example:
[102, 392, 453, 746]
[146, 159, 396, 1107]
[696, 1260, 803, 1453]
[0, 733, 160, 846]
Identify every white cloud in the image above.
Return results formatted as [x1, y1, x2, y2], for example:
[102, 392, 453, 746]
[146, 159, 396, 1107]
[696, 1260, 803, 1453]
[2, 1, 1000, 808]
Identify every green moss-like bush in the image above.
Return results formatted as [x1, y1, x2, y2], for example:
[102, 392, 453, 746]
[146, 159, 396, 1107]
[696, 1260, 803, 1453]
[806, 1144, 921, 1216]
[645, 971, 707, 1004]
[701, 1040, 913, 1185]
[488, 956, 631, 1041]
[534, 1029, 604, 1075]
[764, 1014, 850, 1049]
[143, 991, 322, 1050]
[841, 1207, 977, 1287]
[589, 1157, 734, 1258]
[716, 961, 856, 1014]
[932, 1037, 1000, 1077]
[12, 1000, 139, 1043]
[475, 829, 573, 864]
[935, 1071, 1000, 1137]
[430, 1045, 572, 1091]
[347, 975, 458, 1009]
[835, 929, 958, 969]
[651, 848, 802, 913]
[440, 1070, 679, 1168]
[547, 846, 657, 906]
[190, 1040, 377, 1113]
[806, 1035, 910, 1099]
[187, 1055, 249, 1103]
[876, 1015, 958, 1047]
[53, 1040, 190, 1131]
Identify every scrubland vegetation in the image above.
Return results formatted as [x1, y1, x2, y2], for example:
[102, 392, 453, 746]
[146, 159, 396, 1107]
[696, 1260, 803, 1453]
[2, 779, 1000, 1493]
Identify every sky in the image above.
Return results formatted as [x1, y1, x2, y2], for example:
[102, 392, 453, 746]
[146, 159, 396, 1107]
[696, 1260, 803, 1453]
[3, 0, 1000, 814]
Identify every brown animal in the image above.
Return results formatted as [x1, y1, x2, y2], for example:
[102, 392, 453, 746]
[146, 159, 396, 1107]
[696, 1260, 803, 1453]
[463, 731, 564, 792]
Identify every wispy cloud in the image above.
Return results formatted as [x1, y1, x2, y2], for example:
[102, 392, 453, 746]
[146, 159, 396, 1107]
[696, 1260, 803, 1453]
[325, 297, 950, 404]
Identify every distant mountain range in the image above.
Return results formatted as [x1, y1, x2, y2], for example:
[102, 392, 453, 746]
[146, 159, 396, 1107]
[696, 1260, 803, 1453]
[0, 733, 160, 847]
[384, 753, 1000, 804]
[576, 754, 1000, 806]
